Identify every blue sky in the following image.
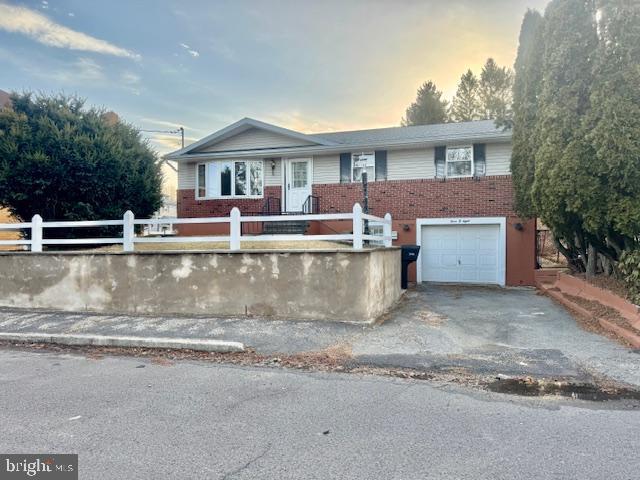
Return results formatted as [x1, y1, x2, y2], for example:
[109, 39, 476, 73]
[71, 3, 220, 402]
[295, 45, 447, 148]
[1, 0, 549, 158]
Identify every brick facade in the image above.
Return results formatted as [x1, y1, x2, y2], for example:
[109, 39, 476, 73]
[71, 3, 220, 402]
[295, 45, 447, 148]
[311, 175, 516, 219]
[177, 176, 515, 219]
[177, 186, 282, 217]
[175, 175, 535, 286]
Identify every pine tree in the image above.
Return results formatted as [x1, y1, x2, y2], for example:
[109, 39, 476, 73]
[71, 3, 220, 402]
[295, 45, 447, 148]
[401, 81, 449, 126]
[450, 70, 481, 122]
[510, 10, 544, 218]
[478, 58, 514, 120]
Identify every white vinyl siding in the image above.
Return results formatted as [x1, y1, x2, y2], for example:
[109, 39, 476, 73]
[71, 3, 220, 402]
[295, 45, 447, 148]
[313, 155, 340, 184]
[177, 142, 513, 191]
[197, 128, 315, 153]
[178, 162, 196, 190]
[264, 158, 282, 187]
[485, 142, 512, 176]
[387, 148, 434, 180]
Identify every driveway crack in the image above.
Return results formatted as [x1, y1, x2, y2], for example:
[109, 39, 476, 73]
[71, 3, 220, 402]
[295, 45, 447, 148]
[221, 443, 272, 480]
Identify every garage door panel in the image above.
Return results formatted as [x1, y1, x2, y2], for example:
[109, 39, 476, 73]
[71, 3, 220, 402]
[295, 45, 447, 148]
[421, 223, 502, 285]
[458, 254, 477, 266]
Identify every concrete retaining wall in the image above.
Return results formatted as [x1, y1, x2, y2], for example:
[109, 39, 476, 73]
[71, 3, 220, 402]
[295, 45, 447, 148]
[0, 249, 402, 323]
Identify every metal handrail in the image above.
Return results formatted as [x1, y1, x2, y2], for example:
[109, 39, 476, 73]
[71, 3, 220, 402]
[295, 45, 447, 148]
[302, 195, 320, 215]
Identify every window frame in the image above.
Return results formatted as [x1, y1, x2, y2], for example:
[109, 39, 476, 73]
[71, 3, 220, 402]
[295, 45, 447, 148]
[351, 152, 376, 183]
[445, 146, 474, 179]
[195, 160, 265, 200]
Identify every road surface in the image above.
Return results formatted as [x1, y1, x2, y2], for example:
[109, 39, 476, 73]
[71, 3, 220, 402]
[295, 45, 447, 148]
[0, 348, 638, 479]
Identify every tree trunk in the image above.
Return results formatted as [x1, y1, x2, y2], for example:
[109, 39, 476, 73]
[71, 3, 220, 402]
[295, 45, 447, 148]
[600, 254, 613, 276]
[586, 244, 597, 278]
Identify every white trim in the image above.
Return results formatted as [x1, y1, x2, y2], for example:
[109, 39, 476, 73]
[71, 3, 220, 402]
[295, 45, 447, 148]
[283, 157, 313, 212]
[416, 216, 507, 287]
[445, 145, 474, 179]
[195, 159, 265, 200]
[351, 152, 375, 183]
[166, 136, 511, 162]
[165, 117, 337, 158]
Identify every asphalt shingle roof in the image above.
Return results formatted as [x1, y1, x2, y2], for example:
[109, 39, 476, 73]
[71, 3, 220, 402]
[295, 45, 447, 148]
[308, 119, 509, 146]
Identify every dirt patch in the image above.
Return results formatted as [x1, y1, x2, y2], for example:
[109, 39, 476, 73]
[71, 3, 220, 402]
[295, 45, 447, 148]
[563, 292, 636, 347]
[545, 288, 635, 347]
[572, 273, 632, 302]
[94, 240, 353, 253]
[414, 310, 447, 327]
[2, 340, 639, 405]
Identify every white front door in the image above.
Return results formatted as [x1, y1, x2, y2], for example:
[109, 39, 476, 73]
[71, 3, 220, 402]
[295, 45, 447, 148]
[285, 158, 312, 212]
[420, 224, 501, 285]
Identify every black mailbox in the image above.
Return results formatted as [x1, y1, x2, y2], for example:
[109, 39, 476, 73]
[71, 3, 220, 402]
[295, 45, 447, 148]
[400, 245, 420, 289]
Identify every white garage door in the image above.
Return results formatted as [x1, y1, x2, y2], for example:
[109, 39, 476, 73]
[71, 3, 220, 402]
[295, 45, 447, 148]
[421, 224, 502, 285]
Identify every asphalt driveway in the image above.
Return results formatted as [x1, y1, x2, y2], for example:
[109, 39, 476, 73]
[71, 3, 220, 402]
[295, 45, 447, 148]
[351, 285, 640, 386]
[0, 284, 638, 387]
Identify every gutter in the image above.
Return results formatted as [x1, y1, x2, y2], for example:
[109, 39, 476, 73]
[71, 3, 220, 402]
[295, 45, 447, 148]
[164, 133, 512, 162]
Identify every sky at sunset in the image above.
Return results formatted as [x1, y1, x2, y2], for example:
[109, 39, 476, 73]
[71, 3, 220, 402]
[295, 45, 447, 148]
[1, 0, 550, 192]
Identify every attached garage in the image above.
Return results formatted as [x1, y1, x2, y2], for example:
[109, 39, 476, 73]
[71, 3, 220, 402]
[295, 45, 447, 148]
[417, 217, 506, 286]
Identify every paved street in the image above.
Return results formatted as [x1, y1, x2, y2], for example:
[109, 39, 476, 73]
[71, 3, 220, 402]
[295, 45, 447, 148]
[2, 285, 639, 386]
[0, 349, 638, 480]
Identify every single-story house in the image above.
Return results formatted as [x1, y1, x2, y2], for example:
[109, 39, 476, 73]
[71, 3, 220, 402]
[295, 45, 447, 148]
[165, 118, 535, 286]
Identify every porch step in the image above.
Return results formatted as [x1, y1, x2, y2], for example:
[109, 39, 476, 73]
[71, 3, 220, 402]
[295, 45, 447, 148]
[263, 220, 309, 235]
[534, 268, 565, 288]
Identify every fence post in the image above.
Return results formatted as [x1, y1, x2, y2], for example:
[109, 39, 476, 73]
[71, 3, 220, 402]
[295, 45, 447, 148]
[230, 207, 241, 251]
[31, 214, 42, 252]
[123, 210, 135, 252]
[352, 203, 363, 250]
[383, 213, 392, 248]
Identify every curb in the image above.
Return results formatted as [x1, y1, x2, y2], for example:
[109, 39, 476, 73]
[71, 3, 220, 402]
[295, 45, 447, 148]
[540, 287, 640, 348]
[0, 332, 245, 353]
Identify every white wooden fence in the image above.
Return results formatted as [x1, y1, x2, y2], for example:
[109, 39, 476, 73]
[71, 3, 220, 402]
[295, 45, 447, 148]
[0, 203, 392, 252]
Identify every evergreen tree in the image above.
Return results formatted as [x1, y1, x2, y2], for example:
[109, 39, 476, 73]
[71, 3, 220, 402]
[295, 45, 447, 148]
[584, 0, 640, 253]
[510, 9, 545, 218]
[478, 58, 514, 120]
[402, 81, 448, 126]
[450, 69, 481, 122]
[0, 93, 163, 238]
[531, 0, 599, 272]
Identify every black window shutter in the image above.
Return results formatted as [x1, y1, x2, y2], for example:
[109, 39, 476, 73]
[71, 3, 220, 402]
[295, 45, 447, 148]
[375, 150, 387, 181]
[340, 152, 351, 183]
[434, 146, 446, 178]
[473, 143, 486, 177]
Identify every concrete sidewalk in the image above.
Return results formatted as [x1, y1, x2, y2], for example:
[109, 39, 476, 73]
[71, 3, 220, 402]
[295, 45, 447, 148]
[1, 285, 639, 387]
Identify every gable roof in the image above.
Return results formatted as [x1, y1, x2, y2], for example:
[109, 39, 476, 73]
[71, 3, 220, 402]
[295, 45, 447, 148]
[165, 117, 510, 160]
[167, 117, 337, 157]
[309, 119, 507, 145]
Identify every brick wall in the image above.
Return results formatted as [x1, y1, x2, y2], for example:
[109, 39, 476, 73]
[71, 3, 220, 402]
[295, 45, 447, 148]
[311, 175, 516, 219]
[178, 176, 515, 219]
[177, 186, 281, 217]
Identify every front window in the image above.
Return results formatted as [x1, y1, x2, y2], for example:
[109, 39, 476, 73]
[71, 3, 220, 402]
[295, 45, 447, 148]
[196, 160, 264, 199]
[446, 147, 473, 177]
[352, 153, 375, 182]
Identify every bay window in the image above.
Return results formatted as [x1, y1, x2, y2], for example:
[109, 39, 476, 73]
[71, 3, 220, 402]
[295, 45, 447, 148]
[196, 160, 264, 198]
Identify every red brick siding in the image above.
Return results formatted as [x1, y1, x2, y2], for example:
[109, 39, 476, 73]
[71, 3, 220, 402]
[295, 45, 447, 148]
[311, 175, 516, 219]
[177, 186, 281, 217]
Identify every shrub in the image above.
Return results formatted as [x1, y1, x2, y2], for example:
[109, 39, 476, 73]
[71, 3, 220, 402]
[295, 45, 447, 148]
[617, 249, 640, 304]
